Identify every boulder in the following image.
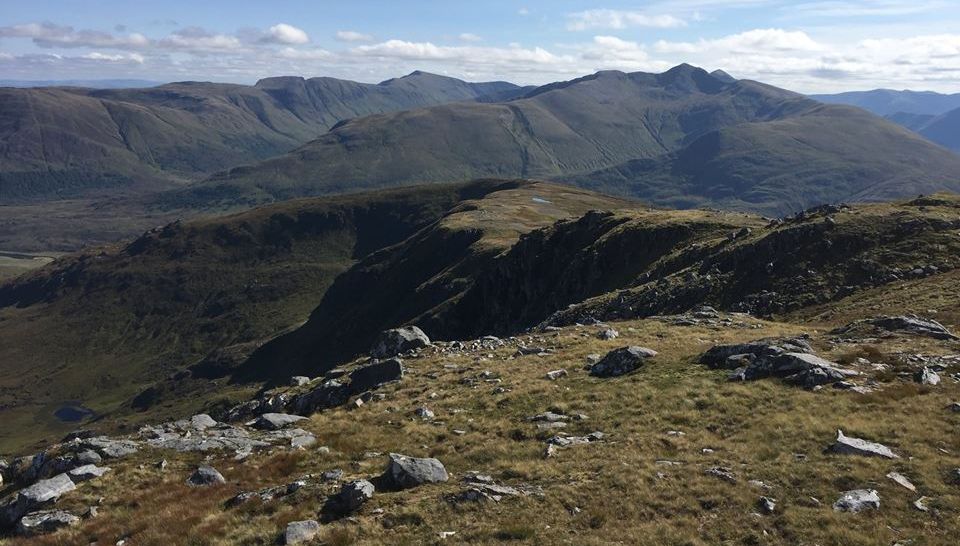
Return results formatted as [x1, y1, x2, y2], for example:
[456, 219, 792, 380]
[757, 496, 777, 514]
[253, 413, 309, 431]
[16, 509, 80, 536]
[597, 328, 619, 340]
[349, 358, 405, 394]
[290, 376, 311, 387]
[370, 326, 430, 358]
[75, 450, 102, 466]
[700, 337, 813, 369]
[290, 434, 317, 449]
[186, 465, 226, 487]
[336, 479, 375, 512]
[915, 367, 941, 385]
[868, 315, 958, 340]
[414, 407, 435, 420]
[190, 414, 218, 431]
[827, 430, 898, 459]
[284, 519, 321, 544]
[67, 464, 109, 483]
[545, 369, 568, 380]
[1, 473, 76, 527]
[833, 489, 880, 512]
[886, 472, 916, 492]
[590, 346, 657, 377]
[383, 453, 449, 489]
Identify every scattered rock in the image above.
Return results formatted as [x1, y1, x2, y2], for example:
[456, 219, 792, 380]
[186, 465, 226, 487]
[80, 437, 139, 459]
[590, 346, 657, 377]
[284, 519, 321, 544]
[833, 489, 880, 512]
[757, 496, 776, 514]
[546, 432, 604, 447]
[290, 434, 317, 449]
[67, 464, 110, 483]
[290, 376, 311, 387]
[383, 453, 449, 489]
[887, 472, 916, 492]
[370, 326, 431, 358]
[913, 496, 931, 512]
[597, 328, 619, 340]
[947, 402, 960, 412]
[75, 450, 102, 466]
[414, 407, 435, 420]
[827, 430, 898, 459]
[252, 413, 309, 430]
[1, 473, 76, 526]
[335, 479, 375, 513]
[545, 369, 568, 380]
[350, 358, 405, 393]
[705, 467, 737, 484]
[16, 510, 80, 537]
[915, 367, 941, 385]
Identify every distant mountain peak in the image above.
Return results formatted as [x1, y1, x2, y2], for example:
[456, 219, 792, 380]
[711, 69, 736, 83]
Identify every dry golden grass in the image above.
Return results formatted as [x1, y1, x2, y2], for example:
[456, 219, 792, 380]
[7, 316, 960, 545]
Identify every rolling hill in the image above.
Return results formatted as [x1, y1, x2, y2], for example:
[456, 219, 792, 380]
[0, 72, 522, 203]
[173, 65, 960, 214]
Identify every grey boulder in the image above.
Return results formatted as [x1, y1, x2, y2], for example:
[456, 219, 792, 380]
[284, 519, 321, 544]
[186, 465, 226, 487]
[349, 358, 405, 393]
[833, 489, 880, 512]
[370, 326, 430, 358]
[67, 464, 110, 483]
[16, 509, 80, 536]
[827, 430, 898, 459]
[253, 413, 309, 430]
[590, 346, 657, 377]
[383, 453, 449, 489]
[336, 479, 375, 512]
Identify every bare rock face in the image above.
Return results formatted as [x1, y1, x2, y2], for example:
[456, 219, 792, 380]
[833, 315, 959, 340]
[827, 430, 898, 459]
[589, 346, 658, 377]
[383, 453, 449, 490]
[701, 337, 856, 387]
[370, 326, 431, 358]
[833, 489, 880, 512]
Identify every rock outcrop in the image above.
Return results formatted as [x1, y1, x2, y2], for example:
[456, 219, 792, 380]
[589, 346, 658, 377]
[370, 327, 431, 358]
[383, 453, 449, 490]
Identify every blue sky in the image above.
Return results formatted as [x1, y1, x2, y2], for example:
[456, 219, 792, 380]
[2, 1, 959, 92]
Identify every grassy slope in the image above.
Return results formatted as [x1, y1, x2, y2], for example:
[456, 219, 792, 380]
[7, 315, 960, 545]
[565, 104, 960, 215]
[0, 181, 518, 453]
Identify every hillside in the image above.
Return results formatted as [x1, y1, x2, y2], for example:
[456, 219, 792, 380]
[566, 104, 960, 214]
[1, 186, 960, 544]
[236, 192, 960, 384]
[0, 72, 521, 203]
[170, 65, 960, 213]
[914, 106, 960, 153]
[0, 181, 624, 453]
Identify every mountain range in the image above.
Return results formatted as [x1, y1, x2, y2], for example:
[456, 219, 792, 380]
[0, 72, 522, 203]
[813, 88, 960, 152]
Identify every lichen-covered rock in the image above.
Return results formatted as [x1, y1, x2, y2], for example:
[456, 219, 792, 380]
[370, 326, 430, 358]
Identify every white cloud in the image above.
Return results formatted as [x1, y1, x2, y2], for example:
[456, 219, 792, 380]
[336, 30, 374, 43]
[567, 9, 687, 31]
[518, 7, 530, 16]
[82, 52, 145, 63]
[655, 29, 823, 54]
[0, 22, 149, 49]
[267, 23, 309, 45]
[459, 33, 482, 42]
[159, 27, 242, 51]
[278, 47, 333, 60]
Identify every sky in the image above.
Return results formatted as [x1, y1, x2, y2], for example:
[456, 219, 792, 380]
[1, 1, 959, 93]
